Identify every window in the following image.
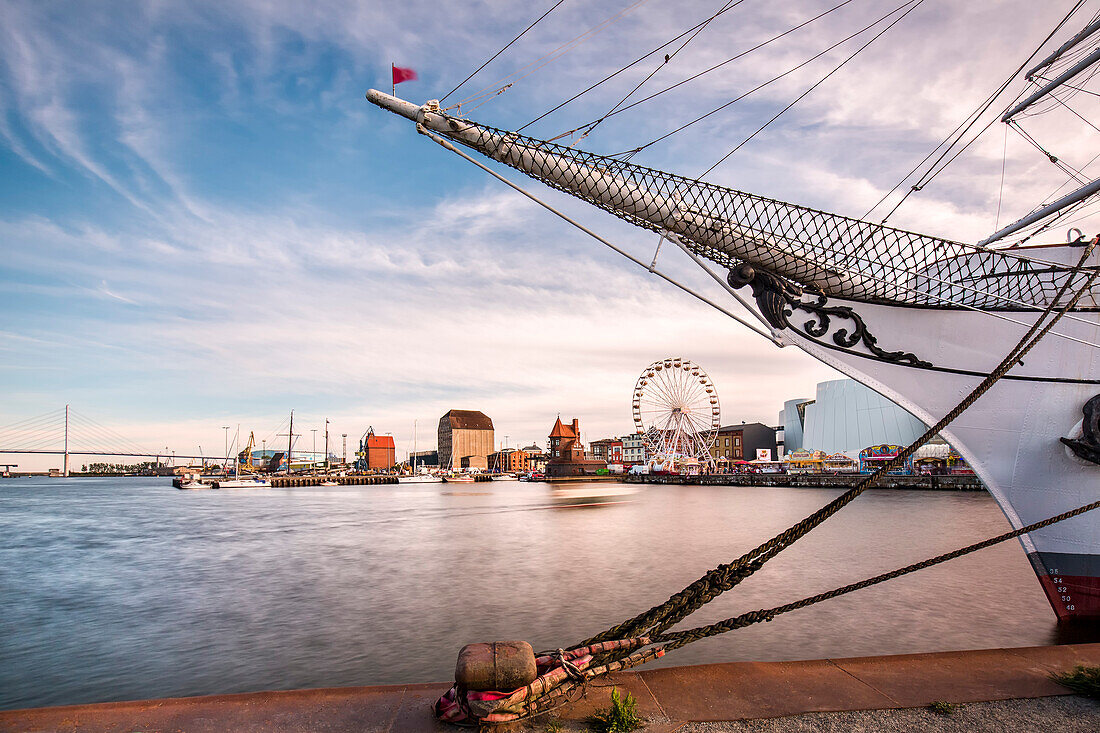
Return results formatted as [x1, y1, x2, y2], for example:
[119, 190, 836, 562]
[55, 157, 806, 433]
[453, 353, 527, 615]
[734, 437, 741, 446]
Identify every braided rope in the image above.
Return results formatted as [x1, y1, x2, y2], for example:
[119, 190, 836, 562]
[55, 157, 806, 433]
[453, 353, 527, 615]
[580, 239, 1098, 650]
[656, 493, 1100, 650]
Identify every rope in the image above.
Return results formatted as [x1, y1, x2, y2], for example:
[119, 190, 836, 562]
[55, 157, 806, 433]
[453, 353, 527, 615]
[616, 0, 924, 158]
[579, 237, 1098, 649]
[439, 0, 567, 104]
[656, 492, 1100, 650]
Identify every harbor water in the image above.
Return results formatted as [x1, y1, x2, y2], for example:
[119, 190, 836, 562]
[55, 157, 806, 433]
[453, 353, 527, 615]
[0, 476, 1093, 710]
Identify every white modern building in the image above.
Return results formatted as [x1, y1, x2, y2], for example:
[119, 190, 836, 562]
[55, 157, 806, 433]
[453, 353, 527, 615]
[779, 379, 928, 458]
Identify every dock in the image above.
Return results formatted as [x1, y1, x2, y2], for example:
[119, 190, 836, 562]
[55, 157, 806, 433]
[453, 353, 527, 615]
[3, 644, 1096, 731]
[625, 473, 985, 490]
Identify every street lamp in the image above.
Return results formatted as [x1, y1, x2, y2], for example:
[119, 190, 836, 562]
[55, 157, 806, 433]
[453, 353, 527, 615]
[311, 428, 317, 470]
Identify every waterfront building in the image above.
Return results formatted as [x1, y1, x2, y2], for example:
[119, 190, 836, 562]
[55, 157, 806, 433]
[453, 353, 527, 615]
[488, 448, 529, 473]
[792, 379, 927, 458]
[410, 449, 439, 468]
[620, 433, 645, 465]
[358, 428, 396, 470]
[437, 410, 494, 471]
[776, 398, 812, 455]
[521, 444, 549, 474]
[547, 417, 607, 477]
[710, 423, 777, 464]
[588, 438, 622, 463]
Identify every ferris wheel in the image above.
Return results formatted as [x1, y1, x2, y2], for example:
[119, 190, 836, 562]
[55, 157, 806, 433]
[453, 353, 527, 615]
[632, 358, 720, 470]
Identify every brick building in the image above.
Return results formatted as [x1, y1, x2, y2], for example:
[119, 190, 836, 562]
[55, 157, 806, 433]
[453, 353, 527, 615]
[358, 427, 396, 470]
[488, 448, 530, 473]
[547, 417, 606, 477]
[590, 438, 624, 465]
[522, 444, 549, 474]
[710, 422, 777, 464]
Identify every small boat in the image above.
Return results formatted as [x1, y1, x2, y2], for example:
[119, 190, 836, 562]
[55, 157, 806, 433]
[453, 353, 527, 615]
[550, 484, 637, 507]
[490, 473, 518, 481]
[442, 474, 476, 483]
[319, 479, 339, 486]
[399, 473, 443, 484]
[175, 476, 214, 490]
[216, 476, 270, 489]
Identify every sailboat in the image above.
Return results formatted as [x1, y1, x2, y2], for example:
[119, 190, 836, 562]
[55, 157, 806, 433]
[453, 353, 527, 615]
[216, 427, 270, 489]
[399, 419, 443, 483]
[368, 8, 1100, 620]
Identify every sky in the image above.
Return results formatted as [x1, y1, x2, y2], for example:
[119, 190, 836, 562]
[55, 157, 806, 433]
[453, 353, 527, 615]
[1, 0, 1097, 469]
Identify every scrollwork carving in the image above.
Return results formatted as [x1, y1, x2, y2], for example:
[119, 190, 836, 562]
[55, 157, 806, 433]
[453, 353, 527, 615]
[727, 266, 932, 368]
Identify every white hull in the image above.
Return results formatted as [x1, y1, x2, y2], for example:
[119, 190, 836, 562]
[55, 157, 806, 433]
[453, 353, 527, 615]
[216, 478, 271, 489]
[781, 244, 1100, 618]
[551, 484, 637, 506]
[398, 475, 443, 484]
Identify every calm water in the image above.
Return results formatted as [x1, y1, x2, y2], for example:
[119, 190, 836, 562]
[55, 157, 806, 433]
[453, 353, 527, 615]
[0, 476, 1091, 710]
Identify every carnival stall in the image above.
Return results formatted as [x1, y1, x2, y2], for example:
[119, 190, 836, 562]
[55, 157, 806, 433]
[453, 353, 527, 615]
[858, 444, 911, 474]
[784, 449, 827, 474]
[823, 453, 858, 474]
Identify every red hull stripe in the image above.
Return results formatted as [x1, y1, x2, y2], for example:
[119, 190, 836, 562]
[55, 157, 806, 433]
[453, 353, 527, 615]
[1037, 571, 1100, 619]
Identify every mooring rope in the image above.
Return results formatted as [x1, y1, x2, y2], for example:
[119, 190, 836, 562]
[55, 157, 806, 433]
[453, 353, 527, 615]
[580, 237, 1099, 650]
[655, 493, 1100, 650]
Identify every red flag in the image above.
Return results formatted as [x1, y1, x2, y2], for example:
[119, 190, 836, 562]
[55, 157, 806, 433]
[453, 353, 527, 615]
[392, 65, 418, 85]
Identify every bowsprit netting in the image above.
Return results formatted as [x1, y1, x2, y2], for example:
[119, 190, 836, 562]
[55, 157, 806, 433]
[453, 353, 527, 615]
[422, 112, 1096, 311]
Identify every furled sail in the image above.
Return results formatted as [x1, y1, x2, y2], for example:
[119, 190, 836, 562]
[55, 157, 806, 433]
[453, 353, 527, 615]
[368, 91, 1093, 311]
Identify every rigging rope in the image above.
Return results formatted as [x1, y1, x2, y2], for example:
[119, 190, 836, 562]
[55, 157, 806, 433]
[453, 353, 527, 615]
[698, 0, 926, 177]
[439, 0, 568, 105]
[565, 0, 747, 146]
[522, 0, 859, 135]
[517, 0, 786, 133]
[868, 0, 1089, 223]
[616, 0, 924, 158]
[452, 0, 653, 112]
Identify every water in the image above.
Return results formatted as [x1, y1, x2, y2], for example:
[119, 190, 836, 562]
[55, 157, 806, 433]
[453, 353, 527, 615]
[0, 476, 1090, 710]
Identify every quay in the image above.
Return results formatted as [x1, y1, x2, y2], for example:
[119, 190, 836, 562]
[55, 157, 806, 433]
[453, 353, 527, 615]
[2, 644, 1096, 731]
[267, 475, 397, 488]
[625, 473, 985, 490]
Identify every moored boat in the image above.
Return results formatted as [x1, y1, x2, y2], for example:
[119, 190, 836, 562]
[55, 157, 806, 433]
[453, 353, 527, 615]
[215, 476, 271, 489]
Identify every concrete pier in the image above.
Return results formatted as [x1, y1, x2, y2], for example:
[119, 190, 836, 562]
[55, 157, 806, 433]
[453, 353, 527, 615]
[3, 644, 1097, 732]
[625, 473, 985, 490]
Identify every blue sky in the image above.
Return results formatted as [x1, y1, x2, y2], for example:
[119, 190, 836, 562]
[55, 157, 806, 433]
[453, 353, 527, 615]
[1, 0, 1096, 467]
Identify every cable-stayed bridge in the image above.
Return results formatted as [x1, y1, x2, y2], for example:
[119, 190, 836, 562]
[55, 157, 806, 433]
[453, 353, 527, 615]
[0, 406, 215, 475]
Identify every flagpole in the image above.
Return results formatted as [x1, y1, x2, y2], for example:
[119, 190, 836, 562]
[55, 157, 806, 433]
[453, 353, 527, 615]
[391, 62, 395, 96]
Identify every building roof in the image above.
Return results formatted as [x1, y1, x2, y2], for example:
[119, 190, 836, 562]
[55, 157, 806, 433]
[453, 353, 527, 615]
[718, 422, 773, 432]
[366, 434, 395, 449]
[441, 410, 494, 431]
[549, 417, 577, 438]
